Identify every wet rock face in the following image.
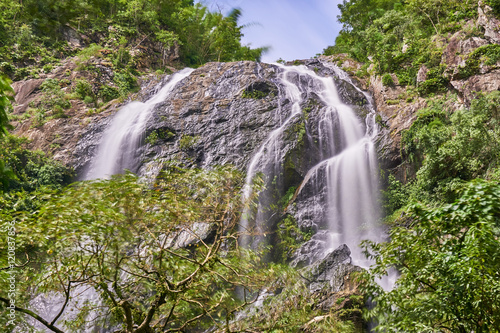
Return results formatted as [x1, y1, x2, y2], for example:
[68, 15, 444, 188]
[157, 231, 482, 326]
[301, 244, 364, 329]
[141, 61, 283, 172]
[74, 60, 376, 182]
[303, 244, 360, 293]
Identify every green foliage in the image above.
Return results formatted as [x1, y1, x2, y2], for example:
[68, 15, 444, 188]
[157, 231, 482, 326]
[99, 85, 120, 102]
[401, 101, 450, 165]
[231, 266, 363, 332]
[0, 135, 73, 193]
[0, 0, 264, 78]
[146, 129, 176, 145]
[242, 89, 271, 99]
[416, 66, 449, 96]
[381, 73, 394, 87]
[486, 0, 500, 15]
[28, 78, 71, 126]
[112, 47, 131, 69]
[275, 214, 311, 264]
[401, 92, 500, 201]
[0, 75, 13, 137]
[362, 180, 500, 332]
[173, 5, 266, 65]
[83, 95, 94, 104]
[328, 0, 478, 85]
[0, 167, 280, 332]
[179, 134, 199, 151]
[384, 91, 500, 211]
[380, 174, 407, 215]
[457, 44, 500, 79]
[114, 71, 139, 96]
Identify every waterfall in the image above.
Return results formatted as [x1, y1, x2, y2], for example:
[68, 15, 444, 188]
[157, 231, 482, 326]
[84, 68, 194, 180]
[28, 69, 194, 333]
[240, 64, 304, 248]
[240, 63, 380, 266]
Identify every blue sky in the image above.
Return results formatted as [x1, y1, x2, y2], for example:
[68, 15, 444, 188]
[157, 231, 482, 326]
[201, 0, 343, 63]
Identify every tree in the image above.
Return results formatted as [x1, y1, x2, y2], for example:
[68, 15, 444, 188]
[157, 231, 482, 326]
[361, 180, 500, 332]
[0, 75, 14, 188]
[0, 167, 276, 332]
[0, 75, 12, 138]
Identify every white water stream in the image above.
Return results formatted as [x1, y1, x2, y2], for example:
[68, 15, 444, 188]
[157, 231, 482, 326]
[84, 68, 194, 180]
[240, 63, 381, 267]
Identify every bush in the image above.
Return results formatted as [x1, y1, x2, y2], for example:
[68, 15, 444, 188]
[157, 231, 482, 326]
[74, 79, 93, 100]
[457, 44, 500, 79]
[381, 73, 394, 87]
[486, 0, 500, 15]
[179, 135, 199, 150]
[113, 47, 131, 69]
[114, 71, 139, 96]
[0, 135, 73, 193]
[36, 79, 71, 119]
[417, 77, 448, 95]
[76, 43, 105, 63]
[83, 95, 94, 104]
[400, 92, 500, 202]
[146, 129, 175, 145]
[99, 85, 120, 102]
[42, 64, 53, 73]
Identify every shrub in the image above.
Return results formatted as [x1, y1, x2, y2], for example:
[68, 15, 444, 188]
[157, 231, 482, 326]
[486, 0, 500, 15]
[83, 95, 94, 104]
[113, 47, 131, 69]
[401, 92, 500, 202]
[76, 44, 104, 63]
[417, 66, 449, 96]
[0, 134, 73, 192]
[37, 79, 71, 118]
[381, 73, 394, 87]
[114, 71, 139, 96]
[179, 135, 199, 150]
[74, 79, 93, 100]
[99, 85, 120, 102]
[457, 44, 500, 79]
[146, 129, 175, 145]
[42, 64, 53, 73]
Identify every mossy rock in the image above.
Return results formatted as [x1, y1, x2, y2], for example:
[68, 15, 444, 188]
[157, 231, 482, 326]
[241, 80, 278, 99]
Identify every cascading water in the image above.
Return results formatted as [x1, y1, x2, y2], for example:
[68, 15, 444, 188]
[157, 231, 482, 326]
[29, 69, 194, 333]
[240, 62, 380, 267]
[84, 68, 194, 180]
[240, 65, 304, 248]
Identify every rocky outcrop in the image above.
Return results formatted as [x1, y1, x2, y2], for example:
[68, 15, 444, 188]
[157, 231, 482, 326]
[297, 244, 365, 332]
[71, 60, 375, 179]
[478, 1, 500, 44]
[441, 27, 500, 104]
[303, 244, 362, 295]
[11, 56, 166, 165]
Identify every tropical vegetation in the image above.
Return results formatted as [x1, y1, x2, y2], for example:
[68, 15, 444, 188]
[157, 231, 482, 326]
[325, 0, 500, 330]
